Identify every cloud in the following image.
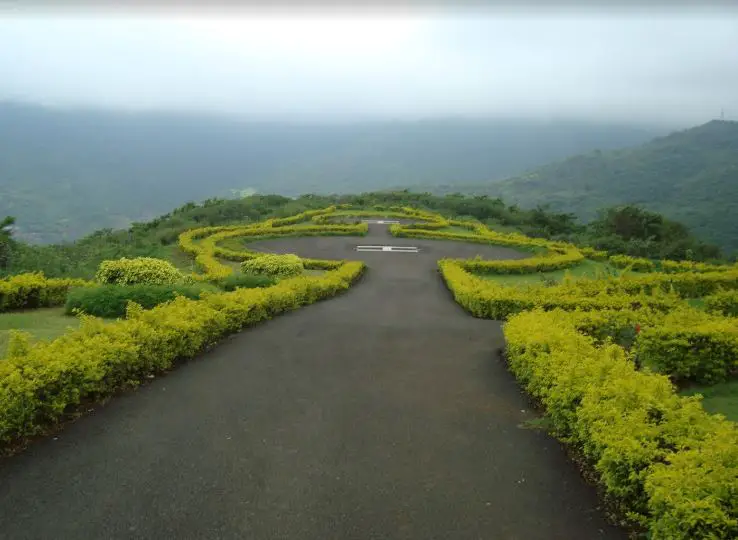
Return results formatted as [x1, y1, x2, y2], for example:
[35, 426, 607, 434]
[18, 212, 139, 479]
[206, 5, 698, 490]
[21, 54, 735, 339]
[0, 8, 736, 125]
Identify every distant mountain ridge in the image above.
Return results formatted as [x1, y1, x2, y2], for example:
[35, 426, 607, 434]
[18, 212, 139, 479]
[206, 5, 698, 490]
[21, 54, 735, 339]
[0, 101, 660, 243]
[419, 120, 738, 253]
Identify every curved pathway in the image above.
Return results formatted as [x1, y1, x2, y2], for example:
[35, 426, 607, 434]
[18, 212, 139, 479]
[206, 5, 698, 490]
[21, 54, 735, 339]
[0, 225, 623, 539]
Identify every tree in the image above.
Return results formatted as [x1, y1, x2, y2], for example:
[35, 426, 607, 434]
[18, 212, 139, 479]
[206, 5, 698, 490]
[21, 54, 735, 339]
[0, 216, 16, 269]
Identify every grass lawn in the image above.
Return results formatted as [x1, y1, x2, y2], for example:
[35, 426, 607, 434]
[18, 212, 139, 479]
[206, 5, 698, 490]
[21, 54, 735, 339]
[163, 245, 199, 273]
[0, 308, 81, 357]
[477, 259, 614, 287]
[682, 380, 738, 422]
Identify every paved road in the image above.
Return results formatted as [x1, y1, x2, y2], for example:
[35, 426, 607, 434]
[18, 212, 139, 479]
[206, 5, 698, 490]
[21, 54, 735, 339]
[0, 225, 624, 539]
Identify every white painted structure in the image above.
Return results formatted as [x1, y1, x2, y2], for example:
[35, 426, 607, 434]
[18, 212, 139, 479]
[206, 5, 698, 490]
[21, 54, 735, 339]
[360, 219, 401, 224]
[355, 245, 419, 253]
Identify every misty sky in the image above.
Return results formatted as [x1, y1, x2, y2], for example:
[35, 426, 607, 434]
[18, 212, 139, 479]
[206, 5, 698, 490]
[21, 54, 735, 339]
[1, 6, 737, 126]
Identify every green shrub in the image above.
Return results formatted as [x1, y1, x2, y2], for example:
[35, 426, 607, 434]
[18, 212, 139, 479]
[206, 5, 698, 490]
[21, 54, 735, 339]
[0, 272, 92, 312]
[65, 284, 211, 318]
[609, 254, 655, 272]
[96, 257, 183, 285]
[635, 310, 738, 384]
[705, 290, 738, 317]
[218, 273, 276, 291]
[241, 253, 304, 278]
[0, 261, 365, 445]
[505, 310, 738, 538]
[580, 246, 609, 261]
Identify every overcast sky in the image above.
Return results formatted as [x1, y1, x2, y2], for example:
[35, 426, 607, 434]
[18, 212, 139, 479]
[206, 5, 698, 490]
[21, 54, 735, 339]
[1, 6, 736, 126]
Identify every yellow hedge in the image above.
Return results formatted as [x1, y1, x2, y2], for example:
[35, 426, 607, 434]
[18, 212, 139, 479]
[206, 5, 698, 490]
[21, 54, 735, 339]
[705, 289, 738, 317]
[438, 259, 676, 320]
[635, 309, 738, 384]
[580, 246, 609, 261]
[459, 247, 584, 275]
[659, 259, 735, 274]
[241, 253, 304, 278]
[505, 310, 738, 539]
[179, 221, 367, 281]
[0, 273, 92, 312]
[95, 257, 184, 285]
[568, 269, 738, 299]
[609, 254, 655, 272]
[0, 261, 365, 444]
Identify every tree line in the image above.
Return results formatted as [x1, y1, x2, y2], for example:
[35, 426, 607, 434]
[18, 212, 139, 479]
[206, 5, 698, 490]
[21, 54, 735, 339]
[0, 192, 726, 279]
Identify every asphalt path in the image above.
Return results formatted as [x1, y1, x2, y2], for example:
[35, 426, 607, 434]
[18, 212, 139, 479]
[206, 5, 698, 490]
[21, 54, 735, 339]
[0, 225, 624, 539]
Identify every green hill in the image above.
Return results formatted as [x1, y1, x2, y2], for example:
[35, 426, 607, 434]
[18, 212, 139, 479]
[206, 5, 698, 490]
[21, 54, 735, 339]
[0, 102, 660, 244]
[426, 120, 738, 252]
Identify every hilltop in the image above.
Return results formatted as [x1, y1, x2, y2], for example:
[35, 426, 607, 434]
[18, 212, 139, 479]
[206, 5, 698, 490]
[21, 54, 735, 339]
[0, 102, 660, 243]
[424, 120, 738, 252]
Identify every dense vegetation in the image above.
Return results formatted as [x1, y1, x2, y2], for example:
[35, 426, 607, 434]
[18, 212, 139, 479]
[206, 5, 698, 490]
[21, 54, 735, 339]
[427, 120, 738, 253]
[2, 203, 738, 538]
[0, 102, 661, 243]
[0, 191, 724, 280]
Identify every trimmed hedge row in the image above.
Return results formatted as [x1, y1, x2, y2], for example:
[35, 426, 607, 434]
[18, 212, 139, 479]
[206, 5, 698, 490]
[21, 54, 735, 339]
[179, 222, 367, 281]
[571, 270, 738, 299]
[0, 261, 365, 444]
[659, 259, 735, 274]
[438, 259, 676, 320]
[459, 248, 584, 275]
[0, 273, 92, 312]
[609, 254, 655, 272]
[637, 309, 738, 384]
[505, 310, 738, 540]
[580, 246, 610, 261]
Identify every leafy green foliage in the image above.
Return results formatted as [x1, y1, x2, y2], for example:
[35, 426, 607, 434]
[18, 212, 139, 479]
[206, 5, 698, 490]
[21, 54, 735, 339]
[505, 310, 738, 539]
[96, 257, 183, 286]
[64, 284, 213, 319]
[705, 290, 738, 317]
[0, 216, 14, 270]
[0, 260, 365, 444]
[446, 120, 738, 254]
[240, 254, 303, 278]
[0, 272, 91, 312]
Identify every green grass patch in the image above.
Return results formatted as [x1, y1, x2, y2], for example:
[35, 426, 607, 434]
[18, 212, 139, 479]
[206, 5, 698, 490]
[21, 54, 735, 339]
[476, 259, 612, 287]
[682, 380, 738, 422]
[163, 245, 200, 273]
[0, 308, 81, 357]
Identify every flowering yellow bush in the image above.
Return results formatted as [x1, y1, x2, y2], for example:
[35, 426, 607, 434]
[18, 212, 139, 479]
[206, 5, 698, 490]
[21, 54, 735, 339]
[95, 257, 183, 285]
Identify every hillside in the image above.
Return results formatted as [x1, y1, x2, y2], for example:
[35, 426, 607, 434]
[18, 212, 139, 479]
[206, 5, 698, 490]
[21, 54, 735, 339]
[426, 120, 738, 252]
[0, 102, 661, 243]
